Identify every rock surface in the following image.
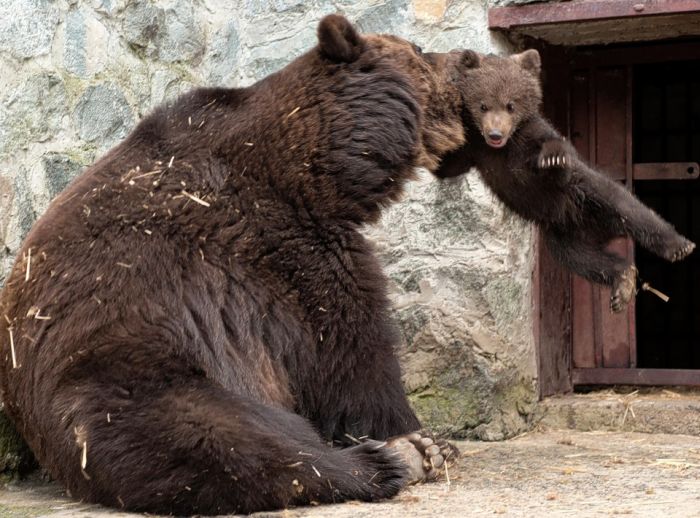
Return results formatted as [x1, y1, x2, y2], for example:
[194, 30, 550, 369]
[0, 0, 536, 472]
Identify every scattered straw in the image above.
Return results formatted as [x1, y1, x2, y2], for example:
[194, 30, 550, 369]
[244, 142, 254, 146]
[25, 248, 31, 282]
[168, 156, 175, 168]
[28, 307, 51, 320]
[107, 413, 111, 423]
[181, 190, 211, 207]
[641, 282, 670, 302]
[654, 458, 700, 468]
[285, 106, 301, 120]
[116, 262, 132, 269]
[443, 449, 453, 489]
[132, 170, 163, 180]
[81, 441, 87, 469]
[311, 465, 321, 477]
[8, 328, 17, 369]
[344, 433, 361, 444]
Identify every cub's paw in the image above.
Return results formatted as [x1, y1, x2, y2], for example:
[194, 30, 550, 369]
[538, 139, 572, 171]
[663, 237, 696, 263]
[386, 431, 459, 484]
[611, 265, 637, 313]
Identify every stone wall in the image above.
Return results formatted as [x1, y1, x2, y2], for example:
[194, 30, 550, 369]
[0, 0, 537, 466]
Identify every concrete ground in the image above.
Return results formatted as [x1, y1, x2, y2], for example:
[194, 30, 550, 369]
[1, 430, 698, 518]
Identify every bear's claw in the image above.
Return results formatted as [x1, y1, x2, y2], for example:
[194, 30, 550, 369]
[610, 265, 637, 313]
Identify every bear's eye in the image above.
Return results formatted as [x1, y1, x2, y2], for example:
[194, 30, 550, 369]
[413, 44, 423, 55]
[506, 102, 515, 113]
[480, 104, 488, 112]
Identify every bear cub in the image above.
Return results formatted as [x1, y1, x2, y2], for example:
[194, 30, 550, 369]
[436, 49, 695, 312]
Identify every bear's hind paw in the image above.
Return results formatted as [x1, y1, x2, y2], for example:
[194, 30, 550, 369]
[386, 431, 459, 484]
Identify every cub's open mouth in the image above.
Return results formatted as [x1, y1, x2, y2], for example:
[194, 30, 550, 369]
[486, 136, 506, 148]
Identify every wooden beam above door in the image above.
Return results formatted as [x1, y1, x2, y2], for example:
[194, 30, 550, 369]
[489, 0, 700, 46]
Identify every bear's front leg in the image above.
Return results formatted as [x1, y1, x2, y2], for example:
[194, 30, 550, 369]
[537, 138, 574, 184]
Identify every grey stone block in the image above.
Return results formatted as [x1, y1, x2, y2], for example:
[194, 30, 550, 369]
[204, 21, 240, 86]
[64, 9, 87, 77]
[121, 0, 163, 49]
[73, 83, 134, 147]
[0, 0, 59, 60]
[156, 0, 205, 63]
[0, 74, 67, 155]
[41, 153, 86, 199]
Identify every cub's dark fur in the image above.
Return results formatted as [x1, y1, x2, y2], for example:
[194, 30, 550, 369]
[0, 16, 469, 515]
[435, 50, 695, 311]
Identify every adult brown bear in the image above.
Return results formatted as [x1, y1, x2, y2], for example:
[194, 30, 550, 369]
[0, 15, 470, 515]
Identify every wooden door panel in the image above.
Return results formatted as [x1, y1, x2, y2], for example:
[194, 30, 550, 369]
[570, 70, 591, 160]
[571, 274, 595, 368]
[595, 67, 628, 179]
[599, 238, 633, 368]
[570, 65, 635, 372]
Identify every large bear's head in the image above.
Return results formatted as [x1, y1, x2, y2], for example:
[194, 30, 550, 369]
[267, 15, 480, 220]
[313, 14, 474, 172]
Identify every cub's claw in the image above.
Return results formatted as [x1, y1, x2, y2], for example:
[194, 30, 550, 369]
[538, 139, 573, 173]
[670, 240, 696, 262]
[540, 153, 568, 169]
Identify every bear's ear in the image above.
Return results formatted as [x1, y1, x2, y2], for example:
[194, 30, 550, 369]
[461, 49, 481, 69]
[317, 14, 363, 63]
[512, 49, 541, 77]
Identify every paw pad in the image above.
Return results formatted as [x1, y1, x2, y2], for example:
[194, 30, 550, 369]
[386, 431, 459, 484]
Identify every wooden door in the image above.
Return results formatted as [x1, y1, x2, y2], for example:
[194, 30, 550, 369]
[536, 42, 700, 395]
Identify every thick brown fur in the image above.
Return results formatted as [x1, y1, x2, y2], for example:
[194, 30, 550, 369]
[0, 16, 469, 516]
[434, 50, 695, 312]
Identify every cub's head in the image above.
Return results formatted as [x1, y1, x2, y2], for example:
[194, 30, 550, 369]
[461, 50, 542, 149]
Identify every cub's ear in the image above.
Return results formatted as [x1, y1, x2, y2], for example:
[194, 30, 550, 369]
[317, 14, 363, 63]
[461, 49, 481, 69]
[512, 49, 541, 77]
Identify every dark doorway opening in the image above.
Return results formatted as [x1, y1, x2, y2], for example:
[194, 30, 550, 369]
[633, 59, 700, 369]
